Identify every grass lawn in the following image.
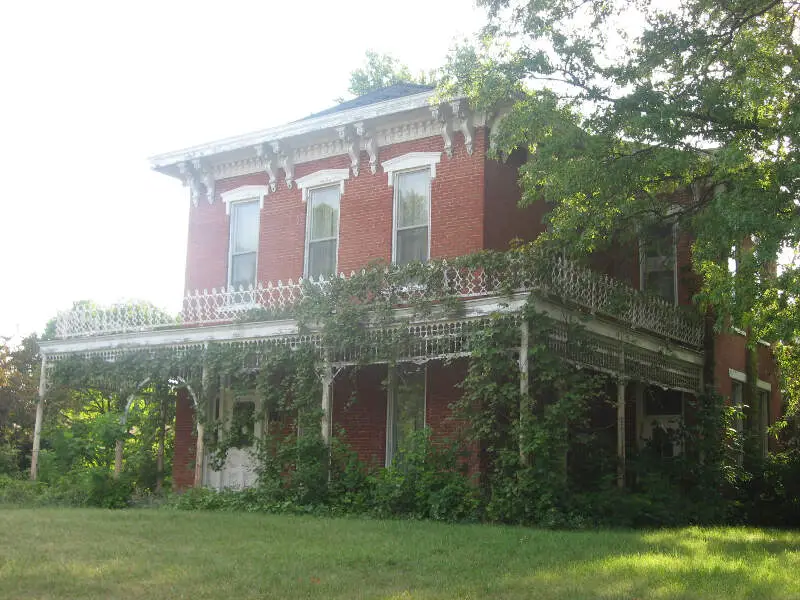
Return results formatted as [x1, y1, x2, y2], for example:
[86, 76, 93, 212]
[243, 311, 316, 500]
[0, 509, 798, 599]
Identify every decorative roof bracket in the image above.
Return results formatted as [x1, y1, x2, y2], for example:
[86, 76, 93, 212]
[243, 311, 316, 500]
[431, 103, 454, 158]
[178, 160, 215, 206]
[451, 99, 475, 155]
[255, 143, 279, 193]
[337, 124, 362, 177]
[355, 121, 379, 175]
[271, 141, 294, 189]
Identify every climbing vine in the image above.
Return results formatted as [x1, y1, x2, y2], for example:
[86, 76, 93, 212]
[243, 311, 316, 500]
[44, 246, 738, 525]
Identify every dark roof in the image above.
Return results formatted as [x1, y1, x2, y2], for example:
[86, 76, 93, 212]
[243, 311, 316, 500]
[301, 83, 434, 121]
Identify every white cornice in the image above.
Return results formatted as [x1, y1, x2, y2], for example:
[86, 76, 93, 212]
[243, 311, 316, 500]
[150, 90, 438, 169]
[295, 169, 350, 203]
[220, 185, 269, 214]
[382, 152, 442, 186]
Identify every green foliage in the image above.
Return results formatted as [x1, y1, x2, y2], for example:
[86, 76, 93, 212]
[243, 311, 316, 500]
[442, 0, 799, 341]
[345, 50, 436, 98]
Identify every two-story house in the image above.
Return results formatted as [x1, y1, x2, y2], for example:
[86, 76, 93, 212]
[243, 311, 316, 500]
[35, 84, 780, 489]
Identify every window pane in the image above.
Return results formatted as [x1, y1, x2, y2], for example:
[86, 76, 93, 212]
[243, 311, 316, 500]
[308, 240, 337, 279]
[233, 201, 260, 253]
[645, 269, 675, 304]
[396, 170, 430, 228]
[644, 223, 674, 260]
[394, 368, 425, 459]
[231, 401, 255, 448]
[396, 227, 428, 266]
[231, 252, 256, 289]
[309, 186, 340, 241]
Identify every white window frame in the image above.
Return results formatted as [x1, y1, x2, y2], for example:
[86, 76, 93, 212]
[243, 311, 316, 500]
[295, 168, 349, 203]
[383, 152, 440, 265]
[729, 368, 771, 457]
[302, 184, 342, 279]
[385, 364, 427, 467]
[221, 186, 267, 291]
[639, 219, 679, 306]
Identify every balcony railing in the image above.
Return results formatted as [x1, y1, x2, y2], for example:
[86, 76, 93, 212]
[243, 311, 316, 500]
[52, 255, 704, 347]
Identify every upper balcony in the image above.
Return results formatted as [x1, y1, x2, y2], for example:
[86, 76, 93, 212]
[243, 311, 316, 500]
[50, 252, 704, 349]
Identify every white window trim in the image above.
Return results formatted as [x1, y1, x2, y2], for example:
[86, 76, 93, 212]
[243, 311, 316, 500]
[728, 368, 772, 391]
[226, 197, 261, 291]
[382, 152, 441, 187]
[303, 183, 342, 279]
[385, 364, 427, 467]
[221, 185, 268, 215]
[295, 169, 350, 203]
[390, 168, 433, 265]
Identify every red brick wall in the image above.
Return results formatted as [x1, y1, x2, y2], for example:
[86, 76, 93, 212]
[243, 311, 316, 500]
[173, 388, 196, 491]
[332, 364, 388, 466]
[713, 331, 780, 425]
[330, 360, 473, 468]
[184, 132, 487, 291]
[425, 359, 467, 440]
[482, 149, 548, 250]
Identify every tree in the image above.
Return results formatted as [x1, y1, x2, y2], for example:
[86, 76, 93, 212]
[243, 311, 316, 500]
[345, 50, 436, 98]
[0, 335, 40, 473]
[441, 0, 799, 343]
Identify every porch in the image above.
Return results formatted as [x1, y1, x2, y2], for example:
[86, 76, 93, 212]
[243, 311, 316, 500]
[35, 252, 705, 489]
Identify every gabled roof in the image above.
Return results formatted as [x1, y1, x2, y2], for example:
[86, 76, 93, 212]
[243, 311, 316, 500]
[302, 83, 435, 120]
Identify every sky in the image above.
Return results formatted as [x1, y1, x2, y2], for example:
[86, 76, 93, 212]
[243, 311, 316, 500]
[0, 0, 485, 340]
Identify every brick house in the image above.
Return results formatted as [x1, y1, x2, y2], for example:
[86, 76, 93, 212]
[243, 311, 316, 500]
[35, 84, 780, 489]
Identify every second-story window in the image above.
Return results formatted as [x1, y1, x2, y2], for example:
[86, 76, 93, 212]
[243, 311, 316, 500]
[229, 200, 260, 290]
[394, 169, 431, 265]
[641, 222, 677, 304]
[306, 185, 340, 279]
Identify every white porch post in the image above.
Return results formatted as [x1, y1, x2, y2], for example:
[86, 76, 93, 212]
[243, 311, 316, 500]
[617, 379, 627, 488]
[194, 363, 209, 488]
[320, 360, 333, 446]
[519, 319, 529, 465]
[30, 355, 47, 480]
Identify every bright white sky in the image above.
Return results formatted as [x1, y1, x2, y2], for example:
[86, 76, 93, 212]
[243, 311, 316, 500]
[0, 0, 484, 339]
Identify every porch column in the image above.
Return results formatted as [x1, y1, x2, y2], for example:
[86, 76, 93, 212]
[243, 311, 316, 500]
[114, 440, 124, 478]
[320, 361, 334, 445]
[194, 363, 209, 488]
[617, 379, 627, 488]
[30, 355, 47, 480]
[519, 319, 529, 465]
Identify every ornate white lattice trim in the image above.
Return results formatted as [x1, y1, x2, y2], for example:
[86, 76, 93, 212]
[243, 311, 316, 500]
[382, 152, 442, 186]
[295, 169, 350, 203]
[220, 185, 268, 214]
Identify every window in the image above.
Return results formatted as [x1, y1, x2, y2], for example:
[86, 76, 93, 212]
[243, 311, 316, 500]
[228, 200, 260, 290]
[381, 151, 440, 266]
[641, 387, 684, 457]
[641, 222, 677, 304]
[386, 365, 426, 466]
[305, 185, 340, 279]
[394, 169, 430, 265]
[230, 400, 255, 448]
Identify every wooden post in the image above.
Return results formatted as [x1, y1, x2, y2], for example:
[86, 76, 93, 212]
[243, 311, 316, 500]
[30, 356, 47, 480]
[617, 379, 626, 488]
[519, 319, 529, 465]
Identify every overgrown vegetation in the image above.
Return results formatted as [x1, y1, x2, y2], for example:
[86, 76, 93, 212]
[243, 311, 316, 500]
[6, 249, 797, 528]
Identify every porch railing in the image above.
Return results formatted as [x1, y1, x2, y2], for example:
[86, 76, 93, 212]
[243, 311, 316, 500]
[52, 255, 704, 347]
